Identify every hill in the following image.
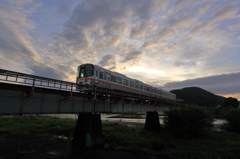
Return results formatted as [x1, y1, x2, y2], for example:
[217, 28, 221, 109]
[170, 87, 225, 107]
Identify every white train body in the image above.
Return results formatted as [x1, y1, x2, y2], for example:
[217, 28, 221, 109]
[76, 64, 176, 101]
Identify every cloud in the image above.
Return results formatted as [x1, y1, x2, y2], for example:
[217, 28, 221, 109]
[141, 41, 165, 48]
[49, 0, 167, 57]
[223, 93, 240, 101]
[0, 2, 35, 29]
[167, 0, 193, 17]
[168, 15, 193, 28]
[184, 4, 239, 39]
[198, 4, 211, 15]
[107, 36, 122, 47]
[163, 44, 179, 52]
[155, 27, 175, 40]
[156, 15, 194, 40]
[29, 58, 81, 82]
[238, 36, 240, 40]
[94, 36, 122, 49]
[184, 21, 215, 38]
[130, 19, 157, 39]
[54, 0, 77, 15]
[209, 5, 239, 22]
[0, 18, 40, 62]
[228, 22, 240, 31]
[94, 41, 107, 50]
[98, 54, 117, 69]
[0, 55, 13, 65]
[82, 52, 98, 63]
[119, 45, 135, 55]
[121, 50, 145, 63]
[102, 19, 129, 36]
[31, 64, 65, 80]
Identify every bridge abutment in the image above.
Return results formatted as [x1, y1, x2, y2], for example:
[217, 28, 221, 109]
[144, 111, 161, 133]
[72, 113, 104, 150]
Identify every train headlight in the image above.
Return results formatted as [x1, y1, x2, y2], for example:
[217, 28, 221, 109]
[95, 81, 99, 84]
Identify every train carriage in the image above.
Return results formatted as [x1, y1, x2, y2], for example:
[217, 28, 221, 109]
[76, 63, 176, 101]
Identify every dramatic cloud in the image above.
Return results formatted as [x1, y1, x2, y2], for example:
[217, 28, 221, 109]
[0, 2, 40, 65]
[31, 64, 65, 80]
[98, 54, 117, 69]
[163, 44, 179, 52]
[209, 5, 239, 22]
[120, 45, 135, 55]
[49, 0, 165, 58]
[141, 41, 165, 48]
[121, 51, 145, 64]
[1, 0, 240, 100]
[130, 19, 158, 39]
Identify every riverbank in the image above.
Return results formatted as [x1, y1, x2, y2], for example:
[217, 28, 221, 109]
[1, 115, 239, 159]
[39, 113, 225, 130]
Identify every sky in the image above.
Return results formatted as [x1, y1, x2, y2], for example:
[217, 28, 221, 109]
[0, 0, 240, 100]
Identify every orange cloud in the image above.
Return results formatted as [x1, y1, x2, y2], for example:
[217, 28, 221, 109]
[221, 93, 240, 101]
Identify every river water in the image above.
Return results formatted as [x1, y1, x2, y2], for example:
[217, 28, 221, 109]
[40, 114, 225, 128]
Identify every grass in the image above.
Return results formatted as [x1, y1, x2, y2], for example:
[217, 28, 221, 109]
[0, 115, 76, 136]
[1, 116, 240, 158]
[103, 123, 240, 158]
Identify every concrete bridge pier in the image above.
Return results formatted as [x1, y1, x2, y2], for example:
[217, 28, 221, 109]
[144, 111, 161, 133]
[72, 113, 104, 150]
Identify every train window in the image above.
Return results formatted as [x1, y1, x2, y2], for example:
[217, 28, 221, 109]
[116, 77, 122, 84]
[129, 81, 134, 87]
[107, 74, 111, 81]
[96, 71, 98, 77]
[80, 67, 85, 78]
[135, 83, 139, 89]
[104, 73, 106, 80]
[76, 67, 80, 77]
[123, 79, 128, 86]
[146, 87, 150, 92]
[100, 72, 103, 79]
[111, 75, 116, 82]
[140, 85, 143, 90]
[144, 86, 147, 91]
[85, 65, 94, 77]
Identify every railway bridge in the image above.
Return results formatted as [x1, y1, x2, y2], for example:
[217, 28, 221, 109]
[0, 68, 176, 149]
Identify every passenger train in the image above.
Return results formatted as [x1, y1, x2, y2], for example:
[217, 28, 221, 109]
[76, 63, 176, 101]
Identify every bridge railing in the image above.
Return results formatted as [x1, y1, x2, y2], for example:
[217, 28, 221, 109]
[0, 69, 176, 106]
[0, 68, 77, 92]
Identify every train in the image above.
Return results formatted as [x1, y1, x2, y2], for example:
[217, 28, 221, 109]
[76, 63, 176, 101]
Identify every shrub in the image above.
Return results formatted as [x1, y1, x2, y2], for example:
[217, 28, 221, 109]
[222, 108, 240, 133]
[164, 106, 214, 138]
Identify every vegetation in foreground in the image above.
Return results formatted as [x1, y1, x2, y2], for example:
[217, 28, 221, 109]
[164, 106, 214, 138]
[1, 115, 240, 158]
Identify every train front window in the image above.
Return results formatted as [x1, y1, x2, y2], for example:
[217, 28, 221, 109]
[79, 64, 94, 78]
[86, 65, 94, 77]
[80, 68, 85, 78]
[76, 67, 80, 77]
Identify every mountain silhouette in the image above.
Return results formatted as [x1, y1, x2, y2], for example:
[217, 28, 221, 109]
[170, 87, 225, 107]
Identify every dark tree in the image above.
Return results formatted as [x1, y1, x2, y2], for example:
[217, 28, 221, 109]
[221, 97, 239, 108]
